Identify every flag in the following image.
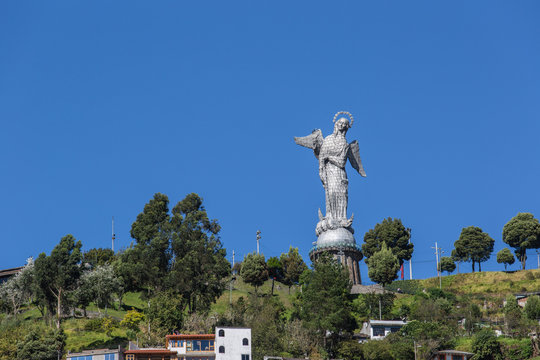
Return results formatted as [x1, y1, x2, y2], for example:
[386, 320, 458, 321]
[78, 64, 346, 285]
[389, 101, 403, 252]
[400, 264, 404, 280]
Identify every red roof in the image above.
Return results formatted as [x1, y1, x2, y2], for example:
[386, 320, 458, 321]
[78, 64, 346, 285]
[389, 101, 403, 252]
[124, 349, 176, 355]
[166, 334, 215, 340]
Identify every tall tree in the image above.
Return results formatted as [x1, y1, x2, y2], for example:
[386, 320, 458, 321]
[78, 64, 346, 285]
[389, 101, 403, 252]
[496, 248, 515, 271]
[299, 254, 354, 357]
[267, 257, 283, 296]
[279, 247, 308, 294]
[240, 253, 268, 293]
[168, 193, 230, 313]
[453, 226, 494, 272]
[127, 193, 171, 293]
[366, 242, 400, 287]
[502, 212, 540, 270]
[362, 218, 412, 265]
[34, 234, 82, 328]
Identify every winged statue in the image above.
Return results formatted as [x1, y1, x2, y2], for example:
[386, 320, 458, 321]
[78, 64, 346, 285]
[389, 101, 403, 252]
[295, 111, 366, 235]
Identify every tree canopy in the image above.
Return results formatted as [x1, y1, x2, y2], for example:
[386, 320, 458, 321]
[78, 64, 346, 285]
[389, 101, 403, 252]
[362, 218, 412, 265]
[502, 212, 540, 270]
[119, 193, 230, 313]
[298, 254, 354, 357]
[496, 248, 515, 271]
[438, 257, 456, 274]
[240, 253, 268, 291]
[279, 247, 308, 293]
[366, 242, 400, 286]
[34, 234, 82, 328]
[453, 226, 494, 272]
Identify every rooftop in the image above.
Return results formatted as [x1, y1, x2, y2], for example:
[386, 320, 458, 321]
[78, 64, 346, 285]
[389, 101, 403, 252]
[166, 334, 215, 340]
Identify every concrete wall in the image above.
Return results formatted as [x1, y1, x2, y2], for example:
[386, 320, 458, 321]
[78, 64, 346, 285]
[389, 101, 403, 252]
[215, 327, 251, 360]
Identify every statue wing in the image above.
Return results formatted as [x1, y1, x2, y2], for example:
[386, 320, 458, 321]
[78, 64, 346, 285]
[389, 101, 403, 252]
[348, 140, 367, 177]
[294, 129, 324, 158]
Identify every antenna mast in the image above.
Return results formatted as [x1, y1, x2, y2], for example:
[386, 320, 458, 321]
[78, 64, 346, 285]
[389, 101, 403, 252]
[256, 230, 261, 254]
[112, 216, 115, 252]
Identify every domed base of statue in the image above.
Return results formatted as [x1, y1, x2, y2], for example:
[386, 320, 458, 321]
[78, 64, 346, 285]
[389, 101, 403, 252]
[309, 227, 363, 285]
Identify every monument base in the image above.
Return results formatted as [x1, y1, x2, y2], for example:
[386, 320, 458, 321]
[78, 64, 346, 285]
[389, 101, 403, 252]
[309, 228, 363, 285]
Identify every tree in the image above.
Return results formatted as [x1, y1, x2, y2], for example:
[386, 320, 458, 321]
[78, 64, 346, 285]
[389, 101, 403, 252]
[267, 257, 283, 295]
[453, 226, 494, 272]
[496, 248, 515, 271]
[127, 192, 171, 293]
[503, 213, 540, 270]
[524, 295, 540, 320]
[438, 257, 456, 275]
[79, 265, 122, 315]
[168, 193, 230, 313]
[16, 327, 65, 360]
[146, 291, 184, 334]
[504, 294, 522, 335]
[241, 253, 268, 292]
[0, 260, 34, 316]
[245, 295, 285, 360]
[367, 242, 400, 287]
[362, 217, 412, 265]
[279, 247, 308, 293]
[82, 248, 115, 269]
[34, 234, 82, 328]
[471, 329, 503, 360]
[299, 254, 354, 356]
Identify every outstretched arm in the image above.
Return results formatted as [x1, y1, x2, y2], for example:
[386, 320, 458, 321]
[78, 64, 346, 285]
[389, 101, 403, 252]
[348, 140, 367, 177]
[294, 129, 323, 159]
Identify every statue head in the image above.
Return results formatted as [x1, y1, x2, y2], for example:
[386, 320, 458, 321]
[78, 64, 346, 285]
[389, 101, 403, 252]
[332, 111, 354, 134]
[334, 117, 350, 133]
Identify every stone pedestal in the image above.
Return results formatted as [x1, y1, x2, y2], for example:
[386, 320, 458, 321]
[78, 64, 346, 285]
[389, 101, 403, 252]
[309, 227, 362, 285]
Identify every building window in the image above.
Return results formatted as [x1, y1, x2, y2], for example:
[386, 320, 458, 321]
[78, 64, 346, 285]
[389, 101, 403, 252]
[191, 340, 213, 351]
[451, 356, 463, 360]
[105, 355, 115, 360]
[126, 356, 134, 360]
[187, 341, 192, 351]
[241, 355, 250, 360]
[242, 338, 249, 346]
[219, 346, 225, 353]
[219, 329, 225, 337]
[372, 326, 385, 337]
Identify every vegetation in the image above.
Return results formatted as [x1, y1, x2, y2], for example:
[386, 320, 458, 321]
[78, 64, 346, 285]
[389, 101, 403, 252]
[503, 212, 540, 270]
[5, 193, 540, 360]
[497, 248, 516, 271]
[240, 253, 268, 292]
[366, 242, 400, 286]
[439, 256, 456, 274]
[453, 226, 494, 272]
[362, 217, 412, 265]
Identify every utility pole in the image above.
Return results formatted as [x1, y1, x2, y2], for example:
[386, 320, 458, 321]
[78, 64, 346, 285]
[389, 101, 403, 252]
[256, 230, 261, 254]
[431, 242, 439, 277]
[230, 250, 235, 305]
[111, 216, 115, 252]
[408, 228, 413, 280]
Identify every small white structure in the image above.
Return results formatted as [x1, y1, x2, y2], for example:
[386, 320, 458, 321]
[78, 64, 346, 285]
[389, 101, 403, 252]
[215, 327, 251, 360]
[365, 320, 407, 340]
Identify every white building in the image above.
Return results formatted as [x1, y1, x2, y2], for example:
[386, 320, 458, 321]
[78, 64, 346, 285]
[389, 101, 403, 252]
[215, 327, 251, 360]
[362, 320, 407, 340]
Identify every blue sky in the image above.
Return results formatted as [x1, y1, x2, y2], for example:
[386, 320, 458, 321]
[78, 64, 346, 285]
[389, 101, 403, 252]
[1, 2, 539, 283]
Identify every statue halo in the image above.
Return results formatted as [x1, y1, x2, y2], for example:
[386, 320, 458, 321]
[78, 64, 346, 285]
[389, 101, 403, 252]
[333, 111, 354, 127]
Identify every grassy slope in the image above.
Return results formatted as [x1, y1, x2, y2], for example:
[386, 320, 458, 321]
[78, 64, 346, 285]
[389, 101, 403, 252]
[389, 268, 540, 297]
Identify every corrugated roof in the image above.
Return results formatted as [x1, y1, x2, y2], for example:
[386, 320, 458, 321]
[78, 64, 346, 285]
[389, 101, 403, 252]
[166, 334, 215, 340]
